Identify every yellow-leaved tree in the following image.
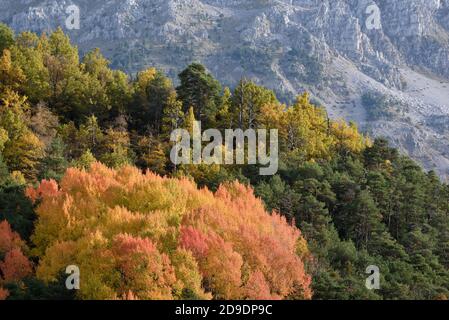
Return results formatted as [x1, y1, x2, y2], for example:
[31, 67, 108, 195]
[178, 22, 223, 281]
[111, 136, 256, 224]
[258, 92, 371, 162]
[0, 90, 44, 180]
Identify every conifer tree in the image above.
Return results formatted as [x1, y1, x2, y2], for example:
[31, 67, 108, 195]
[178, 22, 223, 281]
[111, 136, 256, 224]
[38, 136, 68, 181]
[0, 23, 15, 54]
[177, 63, 222, 126]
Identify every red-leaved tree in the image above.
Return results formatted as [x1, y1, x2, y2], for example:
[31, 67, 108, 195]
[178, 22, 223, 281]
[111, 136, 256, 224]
[0, 220, 33, 299]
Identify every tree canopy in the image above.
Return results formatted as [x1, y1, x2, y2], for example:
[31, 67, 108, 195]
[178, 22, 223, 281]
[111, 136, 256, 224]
[1, 26, 449, 300]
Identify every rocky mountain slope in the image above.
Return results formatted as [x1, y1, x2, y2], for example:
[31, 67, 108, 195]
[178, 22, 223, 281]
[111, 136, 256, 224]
[1, 0, 449, 179]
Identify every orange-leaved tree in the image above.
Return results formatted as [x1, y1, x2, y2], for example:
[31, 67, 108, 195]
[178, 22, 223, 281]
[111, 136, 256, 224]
[28, 163, 312, 300]
[0, 220, 33, 299]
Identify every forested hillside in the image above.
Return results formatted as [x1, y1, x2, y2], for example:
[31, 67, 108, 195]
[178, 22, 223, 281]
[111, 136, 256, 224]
[1, 24, 449, 300]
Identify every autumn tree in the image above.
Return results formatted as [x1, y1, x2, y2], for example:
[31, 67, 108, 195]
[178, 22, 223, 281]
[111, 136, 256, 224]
[232, 79, 278, 129]
[82, 48, 132, 122]
[0, 49, 25, 94]
[28, 163, 312, 300]
[99, 128, 133, 168]
[0, 90, 44, 180]
[0, 220, 33, 300]
[29, 103, 59, 147]
[9, 31, 51, 103]
[0, 286, 8, 300]
[0, 248, 32, 282]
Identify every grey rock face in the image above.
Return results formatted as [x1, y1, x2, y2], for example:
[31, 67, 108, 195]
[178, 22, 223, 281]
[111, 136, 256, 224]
[1, 0, 449, 179]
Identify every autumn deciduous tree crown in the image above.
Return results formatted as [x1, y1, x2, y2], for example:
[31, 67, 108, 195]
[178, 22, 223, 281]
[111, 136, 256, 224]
[27, 163, 312, 300]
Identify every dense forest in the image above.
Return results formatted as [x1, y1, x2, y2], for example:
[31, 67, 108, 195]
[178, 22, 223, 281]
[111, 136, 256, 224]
[1, 23, 449, 300]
